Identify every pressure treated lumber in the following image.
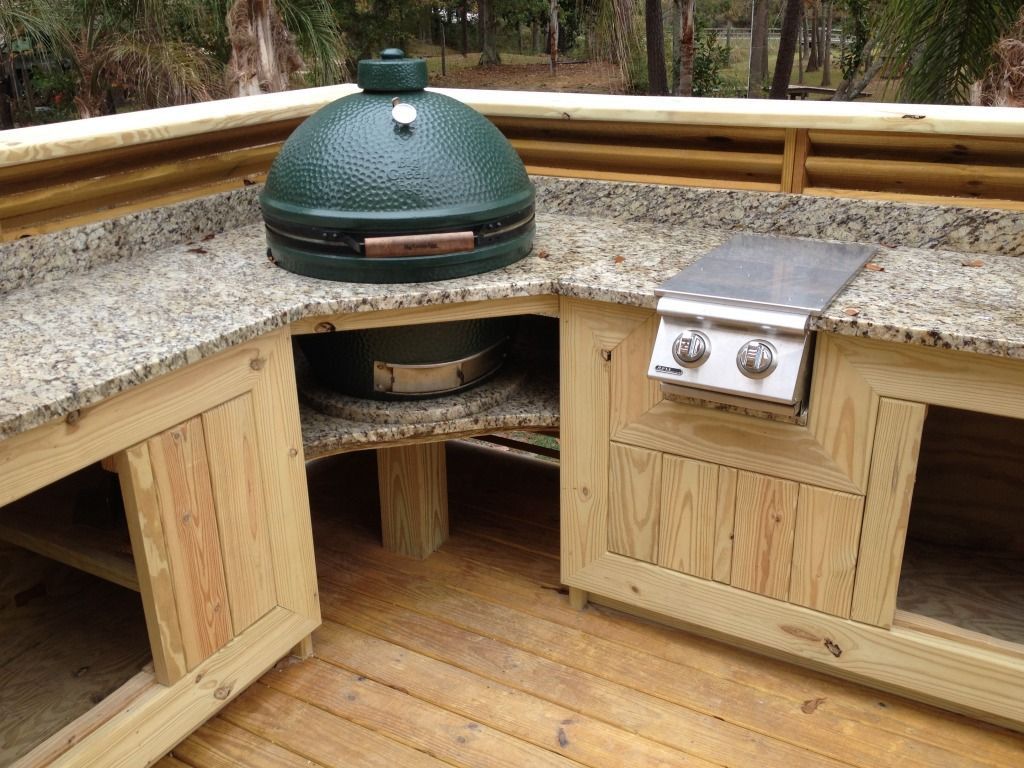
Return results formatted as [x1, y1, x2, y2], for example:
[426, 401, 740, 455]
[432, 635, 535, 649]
[850, 398, 928, 628]
[606, 442, 661, 563]
[789, 486, 864, 618]
[656, 455, 719, 578]
[730, 471, 799, 600]
[377, 442, 449, 559]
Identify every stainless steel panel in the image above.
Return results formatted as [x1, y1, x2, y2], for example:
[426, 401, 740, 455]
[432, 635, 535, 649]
[656, 234, 877, 315]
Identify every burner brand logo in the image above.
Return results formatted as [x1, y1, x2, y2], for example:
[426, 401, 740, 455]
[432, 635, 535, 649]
[655, 365, 683, 375]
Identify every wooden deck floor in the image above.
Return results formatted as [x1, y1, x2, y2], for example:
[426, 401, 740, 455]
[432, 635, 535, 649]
[162, 442, 1024, 768]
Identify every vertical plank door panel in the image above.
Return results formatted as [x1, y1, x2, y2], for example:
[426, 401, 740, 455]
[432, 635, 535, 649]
[790, 485, 865, 617]
[377, 442, 449, 559]
[607, 443, 662, 563]
[850, 398, 928, 627]
[202, 394, 277, 635]
[711, 466, 738, 584]
[731, 471, 799, 600]
[115, 443, 188, 685]
[147, 417, 233, 670]
[658, 456, 719, 578]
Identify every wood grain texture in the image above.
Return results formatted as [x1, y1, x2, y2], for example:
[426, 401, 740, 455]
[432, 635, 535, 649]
[0, 474, 137, 591]
[289, 295, 559, 335]
[377, 442, 449, 559]
[559, 298, 651, 578]
[781, 128, 811, 193]
[730, 472, 799, 600]
[302, 447, 1024, 756]
[573, 551, 1024, 731]
[51, 607, 318, 768]
[829, 335, 1024, 421]
[268, 658, 585, 768]
[116, 443, 188, 685]
[0, 339, 263, 509]
[608, 312, 661, 436]
[202, 395, 277, 634]
[908, 405, 1024, 555]
[308, 621, 726, 768]
[711, 467, 738, 584]
[246, 329, 319, 621]
[657, 455, 719, 578]
[219, 684, 447, 768]
[607, 443, 662, 563]
[0, 573, 151, 766]
[12, 670, 153, 768]
[850, 399, 927, 628]
[789, 485, 864, 617]
[146, 417, 233, 670]
[171, 717, 329, 768]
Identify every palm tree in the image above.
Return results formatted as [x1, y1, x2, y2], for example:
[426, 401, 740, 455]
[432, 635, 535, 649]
[0, 0, 68, 127]
[876, 0, 1024, 104]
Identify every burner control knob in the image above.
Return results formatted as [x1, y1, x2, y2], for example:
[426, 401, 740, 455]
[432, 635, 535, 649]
[672, 330, 710, 367]
[737, 340, 778, 378]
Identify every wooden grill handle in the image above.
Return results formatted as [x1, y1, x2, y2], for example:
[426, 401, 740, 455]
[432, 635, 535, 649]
[364, 231, 474, 258]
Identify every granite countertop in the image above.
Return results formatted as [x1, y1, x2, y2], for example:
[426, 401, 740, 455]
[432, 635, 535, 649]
[1, 177, 1022, 443]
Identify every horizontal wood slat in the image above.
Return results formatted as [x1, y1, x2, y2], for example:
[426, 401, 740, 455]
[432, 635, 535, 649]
[3, 91, 1023, 239]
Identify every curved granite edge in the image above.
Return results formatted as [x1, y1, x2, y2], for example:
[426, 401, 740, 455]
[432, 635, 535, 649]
[1, 184, 1022, 444]
[301, 371, 559, 459]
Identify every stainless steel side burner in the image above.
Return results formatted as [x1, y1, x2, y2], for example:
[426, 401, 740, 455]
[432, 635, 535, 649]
[648, 234, 876, 417]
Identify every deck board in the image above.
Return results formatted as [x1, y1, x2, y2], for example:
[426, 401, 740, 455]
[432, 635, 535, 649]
[169, 443, 1024, 768]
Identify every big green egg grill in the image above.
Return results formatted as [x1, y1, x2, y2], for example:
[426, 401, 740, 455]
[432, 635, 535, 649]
[263, 50, 533, 400]
[260, 49, 535, 284]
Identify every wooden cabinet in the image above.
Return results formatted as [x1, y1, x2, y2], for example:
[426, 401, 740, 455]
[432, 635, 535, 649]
[0, 328, 319, 766]
[560, 297, 1024, 730]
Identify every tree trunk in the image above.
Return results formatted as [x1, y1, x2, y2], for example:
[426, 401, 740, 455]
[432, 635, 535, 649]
[440, 8, 447, 75]
[807, 2, 819, 72]
[645, 0, 668, 94]
[478, 0, 501, 65]
[673, 0, 695, 95]
[549, 0, 559, 72]
[0, 67, 13, 129]
[460, 3, 469, 56]
[769, 0, 803, 98]
[225, 0, 304, 97]
[820, 0, 832, 87]
[748, 0, 769, 98]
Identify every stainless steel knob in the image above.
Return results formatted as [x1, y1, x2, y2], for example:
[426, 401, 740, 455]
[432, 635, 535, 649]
[736, 339, 777, 378]
[672, 330, 710, 367]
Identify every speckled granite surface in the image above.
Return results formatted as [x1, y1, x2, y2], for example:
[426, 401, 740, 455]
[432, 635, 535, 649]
[2, 177, 1022, 443]
[534, 177, 1024, 257]
[0, 186, 261, 294]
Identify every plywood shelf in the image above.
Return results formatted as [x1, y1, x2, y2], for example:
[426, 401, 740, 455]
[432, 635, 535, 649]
[0, 561, 151, 765]
[0, 464, 138, 591]
[897, 539, 1024, 648]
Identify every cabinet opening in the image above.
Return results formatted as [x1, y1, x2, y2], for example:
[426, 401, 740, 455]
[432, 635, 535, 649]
[897, 405, 1024, 648]
[0, 462, 152, 764]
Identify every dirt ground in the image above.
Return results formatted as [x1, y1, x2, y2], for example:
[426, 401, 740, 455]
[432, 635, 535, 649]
[429, 59, 627, 94]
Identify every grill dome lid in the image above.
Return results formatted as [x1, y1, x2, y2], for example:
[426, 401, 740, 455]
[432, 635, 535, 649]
[260, 49, 534, 283]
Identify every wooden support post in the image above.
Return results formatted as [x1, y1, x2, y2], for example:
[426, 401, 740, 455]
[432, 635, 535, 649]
[781, 127, 811, 193]
[568, 586, 589, 610]
[377, 442, 449, 559]
[290, 635, 315, 660]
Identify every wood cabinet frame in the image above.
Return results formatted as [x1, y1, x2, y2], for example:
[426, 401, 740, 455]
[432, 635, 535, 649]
[1, 328, 319, 767]
[560, 297, 1024, 729]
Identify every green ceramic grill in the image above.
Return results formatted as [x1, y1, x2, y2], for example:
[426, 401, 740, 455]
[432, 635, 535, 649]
[260, 49, 535, 283]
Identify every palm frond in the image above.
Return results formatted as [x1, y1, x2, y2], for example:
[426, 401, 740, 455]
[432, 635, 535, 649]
[99, 35, 224, 106]
[0, 0, 71, 53]
[876, 0, 1024, 104]
[275, 0, 349, 85]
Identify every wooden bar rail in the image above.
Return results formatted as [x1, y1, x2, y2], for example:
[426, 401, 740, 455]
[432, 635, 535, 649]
[2, 87, 1023, 240]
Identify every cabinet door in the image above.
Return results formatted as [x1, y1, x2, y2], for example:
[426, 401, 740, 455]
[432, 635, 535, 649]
[657, 456, 733, 581]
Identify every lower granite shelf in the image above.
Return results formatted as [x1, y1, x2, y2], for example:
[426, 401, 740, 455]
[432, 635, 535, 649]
[299, 366, 559, 461]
